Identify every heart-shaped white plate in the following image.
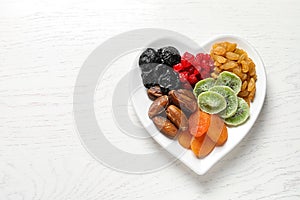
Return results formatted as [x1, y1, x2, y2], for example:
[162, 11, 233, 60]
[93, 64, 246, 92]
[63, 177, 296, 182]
[131, 35, 266, 175]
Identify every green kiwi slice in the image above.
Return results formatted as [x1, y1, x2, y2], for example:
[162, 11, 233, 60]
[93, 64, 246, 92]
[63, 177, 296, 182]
[215, 71, 242, 94]
[225, 97, 250, 126]
[209, 85, 238, 118]
[197, 91, 226, 114]
[193, 78, 215, 98]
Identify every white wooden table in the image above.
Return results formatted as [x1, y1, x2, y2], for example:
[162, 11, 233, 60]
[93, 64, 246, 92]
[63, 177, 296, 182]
[1, 0, 300, 199]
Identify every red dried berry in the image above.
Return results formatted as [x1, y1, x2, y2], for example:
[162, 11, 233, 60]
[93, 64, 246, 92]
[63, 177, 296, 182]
[181, 58, 191, 69]
[173, 63, 183, 72]
[208, 59, 214, 67]
[203, 54, 211, 60]
[193, 69, 200, 75]
[188, 74, 198, 85]
[200, 59, 207, 67]
[182, 52, 195, 62]
[196, 73, 202, 80]
[189, 66, 196, 74]
[194, 64, 201, 71]
[195, 53, 203, 64]
[202, 64, 209, 71]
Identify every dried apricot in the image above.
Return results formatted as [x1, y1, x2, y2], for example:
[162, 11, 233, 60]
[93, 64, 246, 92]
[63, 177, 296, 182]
[206, 115, 224, 143]
[191, 134, 215, 158]
[216, 125, 228, 146]
[189, 109, 211, 138]
[178, 130, 193, 149]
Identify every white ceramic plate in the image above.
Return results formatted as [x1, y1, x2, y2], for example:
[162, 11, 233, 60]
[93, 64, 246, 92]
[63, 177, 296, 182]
[131, 35, 267, 175]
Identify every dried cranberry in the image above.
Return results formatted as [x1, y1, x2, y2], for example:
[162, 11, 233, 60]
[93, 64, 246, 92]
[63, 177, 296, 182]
[181, 58, 191, 69]
[187, 66, 195, 75]
[200, 60, 207, 67]
[173, 63, 183, 72]
[193, 69, 200, 75]
[203, 54, 211, 60]
[208, 59, 214, 67]
[182, 52, 195, 62]
[196, 73, 202, 80]
[196, 53, 203, 59]
[194, 54, 202, 65]
[202, 64, 209, 71]
[188, 74, 198, 85]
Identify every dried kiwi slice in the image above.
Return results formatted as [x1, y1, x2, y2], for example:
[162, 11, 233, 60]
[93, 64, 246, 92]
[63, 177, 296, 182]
[209, 85, 238, 118]
[197, 91, 226, 114]
[225, 97, 250, 126]
[215, 71, 242, 94]
[193, 78, 215, 98]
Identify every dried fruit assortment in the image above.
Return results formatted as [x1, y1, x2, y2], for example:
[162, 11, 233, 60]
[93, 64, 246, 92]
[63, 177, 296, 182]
[138, 42, 257, 159]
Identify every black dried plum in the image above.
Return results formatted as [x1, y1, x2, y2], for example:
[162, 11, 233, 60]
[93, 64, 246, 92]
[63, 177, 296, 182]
[141, 70, 158, 88]
[139, 48, 161, 66]
[157, 46, 181, 67]
[139, 63, 158, 73]
[155, 64, 180, 93]
[153, 63, 169, 76]
[141, 64, 180, 92]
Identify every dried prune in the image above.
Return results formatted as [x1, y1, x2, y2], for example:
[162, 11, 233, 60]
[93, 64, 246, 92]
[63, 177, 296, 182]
[155, 64, 180, 93]
[157, 46, 181, 67]
[141, 64, 180, 93]
[140, 63, 158, 73]
[141, 70, 158, 88]
[139, 48, 161, 66]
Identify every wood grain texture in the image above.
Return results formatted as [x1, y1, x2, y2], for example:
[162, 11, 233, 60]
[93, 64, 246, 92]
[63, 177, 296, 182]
[0, 0, 300, 199]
